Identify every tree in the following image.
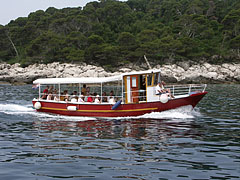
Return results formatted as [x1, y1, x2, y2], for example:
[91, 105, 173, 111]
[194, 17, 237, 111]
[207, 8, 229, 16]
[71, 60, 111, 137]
[230, 35, 240, 59]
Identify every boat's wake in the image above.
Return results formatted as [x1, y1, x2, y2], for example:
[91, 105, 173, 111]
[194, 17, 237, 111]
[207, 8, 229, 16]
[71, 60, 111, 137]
[0, 103, 202, 121]
[0, 103, 35, 115]
[111, 105, 202, 121]
[0, 103, 97, 121]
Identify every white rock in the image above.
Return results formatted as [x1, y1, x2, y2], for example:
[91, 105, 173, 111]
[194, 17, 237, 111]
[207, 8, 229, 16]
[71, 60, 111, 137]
[228, 65, 236, 72]
[222, 63, 230, 69]
[204, 72, 218, 79]
[203, 63, 212, 69]
[119, 68, 131, 72]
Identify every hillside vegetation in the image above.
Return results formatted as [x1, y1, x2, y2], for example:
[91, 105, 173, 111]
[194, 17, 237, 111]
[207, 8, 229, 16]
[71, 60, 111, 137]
[0, 0, 240, 68]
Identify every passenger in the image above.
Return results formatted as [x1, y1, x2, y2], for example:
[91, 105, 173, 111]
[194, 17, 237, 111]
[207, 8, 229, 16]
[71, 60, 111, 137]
[107, 90, 115, 102]
[161, 81, 174, 98]
[42, 85, 49, 99]
[156, 81, 174, 98]
[87, 93, 93, 103]
[78, 94, 85, 103]
[81, 84, 87, 95]
[60, 92, 65, 101]
[53, 89, 58, 96]
[86, 86, 90, 94]
[54, 95, 60, 101]
[93, 92, 97, 102]
[102, 92, 107, 102]
[71, 91, 78, 102]
[85, 92, 90, 102]
[155, 82, 164, 95]
[47, 91, 53, 100]
[94, 95, 101, 103]
[63, 90, 69, 102]
[49, 85, 54, 92]
[109, 96, 115, 104]
[71, 97, 77, 103]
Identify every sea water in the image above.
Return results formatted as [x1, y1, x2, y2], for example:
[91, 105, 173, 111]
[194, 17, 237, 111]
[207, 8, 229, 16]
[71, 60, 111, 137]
[0, 84, 239, 180]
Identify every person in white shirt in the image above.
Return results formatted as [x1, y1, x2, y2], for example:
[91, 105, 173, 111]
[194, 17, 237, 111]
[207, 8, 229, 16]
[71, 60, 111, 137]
[109, 97, 115, 104]
[155, 82, 164, 95]
[156, 81, 174, 98]
[47, 91, 53, 100]
[94, 95, 101, 103]
[78, 94, 85, 103]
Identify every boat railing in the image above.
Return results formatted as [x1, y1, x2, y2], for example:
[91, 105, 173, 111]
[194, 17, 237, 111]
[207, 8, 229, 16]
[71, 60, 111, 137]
[166, 84, 207, 96]
[123, 90, 147, 102]
[123, 84, 206, 102]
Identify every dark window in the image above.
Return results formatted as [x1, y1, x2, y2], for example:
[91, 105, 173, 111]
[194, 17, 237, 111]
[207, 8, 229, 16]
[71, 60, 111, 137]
[154, 73, 159, 85]
[147, 74, 152, 86]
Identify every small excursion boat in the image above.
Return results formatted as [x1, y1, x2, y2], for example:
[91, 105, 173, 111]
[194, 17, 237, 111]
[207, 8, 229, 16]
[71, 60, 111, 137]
[32, 69, 207, 117]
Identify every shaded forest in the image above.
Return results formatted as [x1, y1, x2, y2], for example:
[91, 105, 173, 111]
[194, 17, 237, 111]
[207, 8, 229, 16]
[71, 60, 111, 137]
[0, 0, 240, 69]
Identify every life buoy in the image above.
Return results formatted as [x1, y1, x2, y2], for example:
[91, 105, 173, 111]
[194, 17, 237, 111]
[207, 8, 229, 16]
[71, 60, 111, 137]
[34, 102, 42, 109]
[160, 94, 168, 103]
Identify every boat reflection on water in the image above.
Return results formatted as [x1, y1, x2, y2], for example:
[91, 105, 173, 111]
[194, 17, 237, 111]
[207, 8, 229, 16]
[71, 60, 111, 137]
[32, 117, 201, 152]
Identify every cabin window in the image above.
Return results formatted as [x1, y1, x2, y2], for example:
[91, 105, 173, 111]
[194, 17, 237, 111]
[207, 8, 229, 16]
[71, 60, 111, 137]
[132, 77, 137, 87]
[147, 74, 153, 86]
[153, 73, 160, 85]
[140, 75, 146, 89]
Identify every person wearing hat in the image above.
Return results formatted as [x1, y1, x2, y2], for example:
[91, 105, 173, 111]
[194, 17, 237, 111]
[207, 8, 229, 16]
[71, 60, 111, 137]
[94, 95, 101, 103]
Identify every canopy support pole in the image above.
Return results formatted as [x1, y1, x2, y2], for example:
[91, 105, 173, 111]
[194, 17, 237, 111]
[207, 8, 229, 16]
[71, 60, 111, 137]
[58, 84, 60, 100]
[39, 84, 41, 99]
[79, 83, 81, 96]
[101, 82, 103, 102]
[122, 78, 124, 102]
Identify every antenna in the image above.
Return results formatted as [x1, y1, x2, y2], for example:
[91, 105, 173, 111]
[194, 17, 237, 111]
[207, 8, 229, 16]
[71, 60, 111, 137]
[144, 55, 152, 69]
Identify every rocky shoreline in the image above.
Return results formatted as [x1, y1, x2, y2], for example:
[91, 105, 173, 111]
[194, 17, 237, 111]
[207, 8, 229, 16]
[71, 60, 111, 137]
[0, 62, 239, 84]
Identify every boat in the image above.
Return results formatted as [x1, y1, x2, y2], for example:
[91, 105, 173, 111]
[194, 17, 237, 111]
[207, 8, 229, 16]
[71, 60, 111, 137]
[32, 69, 207, 117]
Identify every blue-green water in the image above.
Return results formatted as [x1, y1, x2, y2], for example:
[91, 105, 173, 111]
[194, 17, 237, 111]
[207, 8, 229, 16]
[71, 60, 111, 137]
[0, 84, 239, 180]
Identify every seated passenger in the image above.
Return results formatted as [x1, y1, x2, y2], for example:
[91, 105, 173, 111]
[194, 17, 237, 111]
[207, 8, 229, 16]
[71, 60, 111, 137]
[60, 92, 65, 101]
[155, 82, 164, 95]
[47, 91, 53, 100]
[87, 93, 93, 102]
[71, 98, 77, 103]
[70, 91, 78, 102]
[78, 94, 85, 103]
[107, 90, 115, 102]
[63, 90, 69, 102]
[94, 95, 100, 103]
[54, 95, 60, 101]
[156, 81, 174, 98]
[102, 92, 107, 102]
[109, 96, 115, 104]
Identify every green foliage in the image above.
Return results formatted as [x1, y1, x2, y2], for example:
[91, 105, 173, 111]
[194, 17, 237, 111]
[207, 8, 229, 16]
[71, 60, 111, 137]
[1, 0, 240, 67]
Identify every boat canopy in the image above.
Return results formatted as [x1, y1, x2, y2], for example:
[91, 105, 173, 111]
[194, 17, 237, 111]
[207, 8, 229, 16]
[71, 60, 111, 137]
[33, 75, 122, 85]
[33, 69, 161, 85]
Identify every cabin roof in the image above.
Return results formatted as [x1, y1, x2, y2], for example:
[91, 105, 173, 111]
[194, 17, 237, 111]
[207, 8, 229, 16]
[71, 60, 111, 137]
[33, 69, 161, 84]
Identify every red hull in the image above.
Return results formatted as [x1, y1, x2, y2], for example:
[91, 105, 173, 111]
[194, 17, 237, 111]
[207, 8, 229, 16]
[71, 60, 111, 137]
[32, 92, 207, 117]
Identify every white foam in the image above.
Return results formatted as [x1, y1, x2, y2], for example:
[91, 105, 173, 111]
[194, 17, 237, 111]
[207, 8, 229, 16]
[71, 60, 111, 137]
[36, 113, 97, 122]
[140, 105, 195, 119]
[0, 103, 97, 121]
[110, 105, 200, 121]
[0, 103, 35, 115]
